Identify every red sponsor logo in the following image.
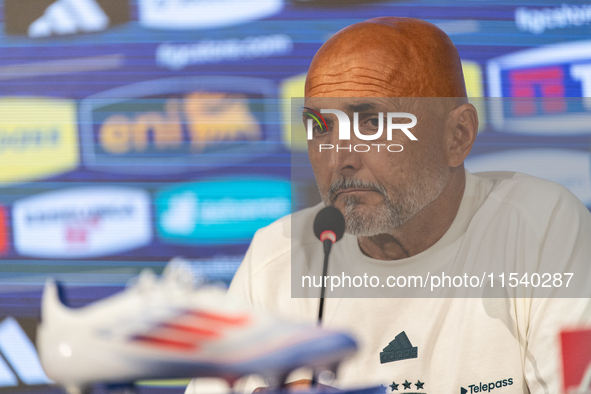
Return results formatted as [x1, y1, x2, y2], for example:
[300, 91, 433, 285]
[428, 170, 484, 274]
[561, 328, 591, 393]
[509, 66, 567, 115]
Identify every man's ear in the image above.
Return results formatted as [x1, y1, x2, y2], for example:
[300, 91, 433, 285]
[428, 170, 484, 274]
[445, 103, 478, 167]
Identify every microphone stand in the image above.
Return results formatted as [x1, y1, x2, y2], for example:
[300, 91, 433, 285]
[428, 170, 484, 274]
[312, 239, 333, 387]
[317, 239, 333, 323]
[311, 206, 344, 388]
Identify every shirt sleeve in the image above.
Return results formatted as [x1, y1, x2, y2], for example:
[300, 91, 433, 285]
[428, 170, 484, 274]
[227, 235, 256, 306]
[522, 185, 591, 394]
[524, 298, 591, 394]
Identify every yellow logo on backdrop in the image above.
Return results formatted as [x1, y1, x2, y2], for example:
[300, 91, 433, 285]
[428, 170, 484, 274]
[280, 73, 307, 151]
[0, 98, 79, 184]
[281, 62, 485, 151]
[461, 60, 486, 133]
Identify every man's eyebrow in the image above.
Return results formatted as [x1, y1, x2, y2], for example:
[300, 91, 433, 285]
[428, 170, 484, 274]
[345, 103, 378, 112]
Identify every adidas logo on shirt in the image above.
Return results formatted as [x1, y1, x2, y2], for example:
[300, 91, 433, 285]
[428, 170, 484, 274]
[380, 331, 418, 364]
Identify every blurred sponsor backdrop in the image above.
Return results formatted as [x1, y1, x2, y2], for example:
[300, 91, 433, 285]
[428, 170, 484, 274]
[1, 0, 591, 391]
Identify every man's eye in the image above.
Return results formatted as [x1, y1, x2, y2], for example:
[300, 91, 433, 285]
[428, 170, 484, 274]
[368, 118, 380, 128]
[309, 122, 330, 136]
[358, 117, 383, 133]
[314, 125, 327, 135]
[303, 115, 329, 137]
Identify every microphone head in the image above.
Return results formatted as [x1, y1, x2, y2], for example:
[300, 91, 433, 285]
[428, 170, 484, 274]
[313, 206, 346, 244]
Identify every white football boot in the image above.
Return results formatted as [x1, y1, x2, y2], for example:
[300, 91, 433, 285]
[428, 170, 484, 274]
[37, 262, 357, 394]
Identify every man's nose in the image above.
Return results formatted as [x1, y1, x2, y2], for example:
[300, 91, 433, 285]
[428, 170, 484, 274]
[326, 131, 362, 176]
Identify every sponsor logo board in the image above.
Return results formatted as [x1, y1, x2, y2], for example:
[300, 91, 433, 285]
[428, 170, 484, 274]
[138, 0, 282, 30]
[4, 0, 130, 38]
[515, 4, 591, 35]
[0, 317, 52, 388]
[465, 149, 591, 206]
[0, 98, 79, 185]
[281, 73, 307, 151]
[290, 0, 392, 5]
[461, 60, 486, 133]
[156, 179, 291, 244]
[13, 187, 151, 258]
[80, 77, 278, 174]
[156, 35, 293, 71]
[172, 256, 243, 284]
[487, 41, 591, 134]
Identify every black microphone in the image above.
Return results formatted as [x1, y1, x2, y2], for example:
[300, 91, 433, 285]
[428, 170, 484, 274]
[313, 206, 345, 324]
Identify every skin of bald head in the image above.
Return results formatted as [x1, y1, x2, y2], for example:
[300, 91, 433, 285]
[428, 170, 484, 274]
[305, 17, 467, 98]
[304, 17, 479, 260]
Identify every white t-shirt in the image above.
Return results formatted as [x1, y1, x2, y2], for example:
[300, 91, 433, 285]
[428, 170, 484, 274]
[225, 171, 591, 394]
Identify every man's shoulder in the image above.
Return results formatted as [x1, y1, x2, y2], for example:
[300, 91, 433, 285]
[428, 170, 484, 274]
[247, 203, 324, 269]
[473, 171, 589, 221]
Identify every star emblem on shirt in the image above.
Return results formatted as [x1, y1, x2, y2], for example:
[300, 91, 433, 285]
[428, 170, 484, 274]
[389, 382, 399, 391]
[415, 380, 424, 390]
[402, 380, 412, 390]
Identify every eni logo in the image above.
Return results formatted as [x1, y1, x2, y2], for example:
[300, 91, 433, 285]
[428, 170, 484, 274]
[98, 92, 261, 154]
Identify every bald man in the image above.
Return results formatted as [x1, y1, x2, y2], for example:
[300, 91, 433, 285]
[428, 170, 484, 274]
[222, 17, 591, 394]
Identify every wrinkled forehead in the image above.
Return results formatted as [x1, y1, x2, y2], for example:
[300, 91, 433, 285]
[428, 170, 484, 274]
[305, 20, 467, 99]
[305, 44, 416, 97]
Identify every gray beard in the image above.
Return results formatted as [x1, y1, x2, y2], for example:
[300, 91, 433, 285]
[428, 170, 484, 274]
[319, 169, 447, 237]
